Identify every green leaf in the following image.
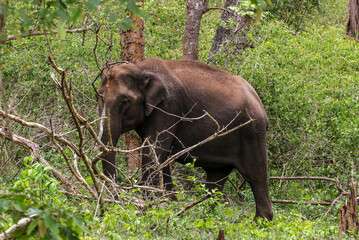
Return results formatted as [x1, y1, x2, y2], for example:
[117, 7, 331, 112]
[128, 203, 136, 211]
[117, 18, 134, 30]
[43, 213, 60, 235]
[55, 9, 70, 20]
[73, 216, 86, 232]
[109, 12, 119, 23]
[0, 2, 8, 16]
[0, 199, 10, 213]
[127, 1, 145, 18]
[38, 219, 47, 238]
[70, 5, 82, 22]
[84, 0, 100, 12]
[27, 217, 39, 236]
[49, 182, 57, 195]
[57, 22, 66, 39]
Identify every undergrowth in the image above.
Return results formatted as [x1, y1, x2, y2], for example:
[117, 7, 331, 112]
[1, 0, 358, 239]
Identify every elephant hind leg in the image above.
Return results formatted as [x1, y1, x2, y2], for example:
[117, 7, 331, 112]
[235, 137, 273, 221]
[204, 167, 233, 192]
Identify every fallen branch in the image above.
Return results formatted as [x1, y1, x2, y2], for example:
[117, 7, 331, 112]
[176, 194, 211, 216]
[6, 27, 93, 41]
[269, 176, 347, 194]
[0, 127, 77, 195]
[0, 214, 38, 240]
[269, 176, 349, 214]
[271, 199, 332, 206]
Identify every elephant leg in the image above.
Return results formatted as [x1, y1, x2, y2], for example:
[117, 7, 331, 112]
[235, 136, 273, 221]
[204, 167, 233, 192]
[140, 129, 176, 197]
[102, 152, 117, 180]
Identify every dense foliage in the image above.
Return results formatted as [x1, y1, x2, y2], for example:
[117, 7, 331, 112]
[1, 0, 358, 239]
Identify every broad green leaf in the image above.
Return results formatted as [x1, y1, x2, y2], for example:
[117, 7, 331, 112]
[91, 0, 101, 6]
[0, 199, 10, 212]
[109, 12, 119, 23]
[38, 219, 47, 238]
[27, 217, 39, 236]
[43, 213, 60, 235]
[0, 2, 8, 16]
[84, 0, 100, 11]
[127, 1, 145, 18]
[57, 22, 66, 39]
[73, 216, 86, 232]
[84, 2, 96, 11]
[85, 176, 93, 184]
[49, 182, 57, 195]
[128, 203, 136, 211]
[70, 5, 82, 22]
[117, 18, 134, 30]
[55, 9, 69, 20]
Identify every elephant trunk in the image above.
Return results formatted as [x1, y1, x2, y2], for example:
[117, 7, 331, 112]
[99, 110, 121, 179]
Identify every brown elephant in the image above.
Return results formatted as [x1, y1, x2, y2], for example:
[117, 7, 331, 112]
[97, 57, 273, 220]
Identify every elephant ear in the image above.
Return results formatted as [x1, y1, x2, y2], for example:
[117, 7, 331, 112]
[142, 71, 169, 116]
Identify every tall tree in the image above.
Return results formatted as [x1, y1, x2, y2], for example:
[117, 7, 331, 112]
[120, 0, 145, 171]
[183, 0, 264, 61]
[182, 0, 209, 60]
[209, 0, 253, 62]
[346, 0, 359, 41]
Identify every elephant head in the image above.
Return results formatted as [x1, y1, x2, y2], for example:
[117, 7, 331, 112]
[96, 62, 168, 178]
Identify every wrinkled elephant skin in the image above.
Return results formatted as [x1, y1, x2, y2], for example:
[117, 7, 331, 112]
[97, 58, 273, 220]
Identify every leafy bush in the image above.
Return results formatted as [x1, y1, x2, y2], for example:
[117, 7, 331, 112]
[1, 0, 358, 239]
[0, 157, 86, 239]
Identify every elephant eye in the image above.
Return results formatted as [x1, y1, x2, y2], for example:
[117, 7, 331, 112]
[121, 98, 130, 107]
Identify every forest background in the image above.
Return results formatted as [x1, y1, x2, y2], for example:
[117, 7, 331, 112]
[0, 0, 358, 239]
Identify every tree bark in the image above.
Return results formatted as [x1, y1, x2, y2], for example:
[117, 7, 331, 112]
[0, 0, 8, 43]
[182, 0, 209, 60]
[121, 0, 145, 172]
[0, 214, 38, 240]
[209, 0, 253, 62]
[346, 0, 359, 41]
[339, 181, 358, 237]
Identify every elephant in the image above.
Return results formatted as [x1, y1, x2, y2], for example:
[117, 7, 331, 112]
[96, 57, 273, 220]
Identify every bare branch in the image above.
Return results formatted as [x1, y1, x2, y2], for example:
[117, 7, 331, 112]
[271, 199, 332, 206]
[269, 176, 348, 195]
[176, 194, 211, 216]
[0, 214, 38, 240]
[203, 7, 236, 15]
[158, 116, 257, 171]
[48, 57, 104, 209]
[6, 27, 93, 41]
[0, 127, 77, 194]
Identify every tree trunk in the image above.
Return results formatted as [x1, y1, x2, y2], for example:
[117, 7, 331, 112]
[346, 0, 359, 41]
[120, 0, 145, 172]
[209, 0, 253, 63]
[182, 0, 209, 60]
[0, 0, 8, 43]
[339, 180, 358, 237]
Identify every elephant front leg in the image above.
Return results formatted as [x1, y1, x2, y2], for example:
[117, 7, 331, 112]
[140, 136, 176, 199]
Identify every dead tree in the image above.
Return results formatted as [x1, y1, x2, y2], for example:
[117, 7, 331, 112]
[339, 180, 358, 237]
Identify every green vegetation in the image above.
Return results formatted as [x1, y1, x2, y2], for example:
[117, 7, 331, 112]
[1, 0, 358, 239]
